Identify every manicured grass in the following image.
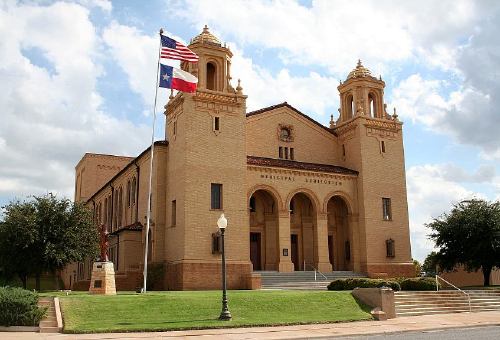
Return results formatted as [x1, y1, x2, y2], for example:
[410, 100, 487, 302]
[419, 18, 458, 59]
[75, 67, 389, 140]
[59, 290, 372, 333]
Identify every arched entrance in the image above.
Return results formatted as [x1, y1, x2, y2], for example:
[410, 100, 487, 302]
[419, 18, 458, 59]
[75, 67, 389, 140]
[327, 196, 352, 271]
[249, 189, 279, 271]
[289, 192, 318, 271]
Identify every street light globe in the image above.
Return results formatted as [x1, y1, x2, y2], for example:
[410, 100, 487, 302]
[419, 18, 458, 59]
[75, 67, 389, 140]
[217, 213, 228, 230]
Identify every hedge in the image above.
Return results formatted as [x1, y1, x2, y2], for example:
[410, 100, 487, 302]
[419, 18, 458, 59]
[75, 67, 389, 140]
[0, 287, 46, 327]
[327, 278, 401, 291]
[398, 277, 439, 291]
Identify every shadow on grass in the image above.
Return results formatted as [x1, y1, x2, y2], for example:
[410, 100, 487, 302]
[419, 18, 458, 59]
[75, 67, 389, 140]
[352, 294, 374, 315]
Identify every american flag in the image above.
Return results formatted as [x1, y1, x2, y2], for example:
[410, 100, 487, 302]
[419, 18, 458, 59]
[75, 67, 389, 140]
[160, 34, 198, 62]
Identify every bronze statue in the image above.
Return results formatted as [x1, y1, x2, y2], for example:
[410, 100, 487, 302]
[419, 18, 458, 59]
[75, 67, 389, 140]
[98, 224, 109, 262]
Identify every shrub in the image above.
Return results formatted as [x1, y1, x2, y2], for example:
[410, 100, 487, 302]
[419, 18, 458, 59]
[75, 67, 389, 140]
[327, 278, 400, 291]
[399, 277, 439, 291]
[0, 287, 46, 326]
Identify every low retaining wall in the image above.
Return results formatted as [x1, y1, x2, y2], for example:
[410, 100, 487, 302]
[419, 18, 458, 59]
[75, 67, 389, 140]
[352, 287, 395, 320]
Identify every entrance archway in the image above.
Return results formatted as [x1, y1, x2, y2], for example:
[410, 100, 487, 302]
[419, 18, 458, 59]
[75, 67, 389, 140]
[327, 196, 352, 271]
[289, 192, 317, 271]
[249, 189, 279, 271]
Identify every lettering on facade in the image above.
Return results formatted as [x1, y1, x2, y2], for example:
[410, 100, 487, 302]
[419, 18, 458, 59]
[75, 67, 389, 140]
[305, 178, 343, 186]
[259, 173, 343, 186]
[260, 174, 295, 181]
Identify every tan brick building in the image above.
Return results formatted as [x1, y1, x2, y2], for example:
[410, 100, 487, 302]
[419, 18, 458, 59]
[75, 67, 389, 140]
[62, 27, 414, 291]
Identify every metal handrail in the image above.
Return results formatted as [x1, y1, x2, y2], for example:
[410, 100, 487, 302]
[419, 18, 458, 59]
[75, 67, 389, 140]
[436, 275, 471, 312]
[303, 262, 329, 281]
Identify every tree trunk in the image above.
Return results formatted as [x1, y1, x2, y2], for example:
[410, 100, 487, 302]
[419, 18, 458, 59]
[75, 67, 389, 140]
[35, 272, 41, 291]
[482, 266, 492, 287]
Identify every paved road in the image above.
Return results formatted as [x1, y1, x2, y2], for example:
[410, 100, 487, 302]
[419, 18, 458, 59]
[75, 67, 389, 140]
[330, 326, 500, 340]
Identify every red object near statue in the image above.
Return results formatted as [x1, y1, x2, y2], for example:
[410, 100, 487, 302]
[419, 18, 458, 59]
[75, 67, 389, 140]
[99, 224, 109, 262]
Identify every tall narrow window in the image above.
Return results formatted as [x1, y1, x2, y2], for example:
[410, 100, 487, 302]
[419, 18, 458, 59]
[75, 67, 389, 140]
[207, 62, 216, 90]
[104, 198, 108, 225]
[279, 146, 283, 159]
[127, 180, 131, 207]
[118, 187, 123, 227]
[171, 200, 176, 227]
[131, 177, 136, 205]
[342, 144, 346, 157]
[284, 147, 289, 159]
[290, 148, 294, 160]
[382, 197, 392, 220]
[381, 140, 386, 153]
[386, 239, 395, 257]
[214, 116, 220, 131]
[173, 120, 177, 136]
[211, 183, 222, 210]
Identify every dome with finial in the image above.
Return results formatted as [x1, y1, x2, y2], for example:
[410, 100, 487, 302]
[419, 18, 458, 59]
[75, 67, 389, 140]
[190, 25, 221, 46]
[346, 59, 373, 80]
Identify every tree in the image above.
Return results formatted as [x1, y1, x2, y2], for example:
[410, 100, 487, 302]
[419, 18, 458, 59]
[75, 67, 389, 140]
[422, 251, 438, 277]
[0, 194, 99, 290]
[412, 259, 422, 277]
[427, 199, 500, 286]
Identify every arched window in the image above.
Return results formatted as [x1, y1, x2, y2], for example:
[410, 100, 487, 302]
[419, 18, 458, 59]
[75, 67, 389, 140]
[368, 92, 377, 118]
[104, 198, 108, 225]
[345, 94, 354, 119]
[206, 62, 216, 90]
[127, 180, 131, 207]
[131, 177, 137, 205]
[118, 187, 123, 227]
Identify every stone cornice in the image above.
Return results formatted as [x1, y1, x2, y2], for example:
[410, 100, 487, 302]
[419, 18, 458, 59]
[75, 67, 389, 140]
[247, 164, 357, 180]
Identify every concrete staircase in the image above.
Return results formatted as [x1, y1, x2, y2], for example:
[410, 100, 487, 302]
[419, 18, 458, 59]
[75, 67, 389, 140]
[260, 271, 365, 290]
[37, 297, 61, 333]
[395, 290, 500, 317]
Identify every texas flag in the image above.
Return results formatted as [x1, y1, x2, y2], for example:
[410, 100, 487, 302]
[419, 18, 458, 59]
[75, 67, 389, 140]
[159, 64, 198, 93]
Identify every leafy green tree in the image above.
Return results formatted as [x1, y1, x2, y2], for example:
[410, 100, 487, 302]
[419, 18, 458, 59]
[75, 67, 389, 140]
[427, 199, 500, 286]
[422, 251, 438, 277]
[412, 259, 422, 277]
[0, 194, 98, 290]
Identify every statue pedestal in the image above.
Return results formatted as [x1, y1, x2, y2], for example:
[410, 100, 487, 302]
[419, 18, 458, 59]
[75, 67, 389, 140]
[89, 261, 116, 295]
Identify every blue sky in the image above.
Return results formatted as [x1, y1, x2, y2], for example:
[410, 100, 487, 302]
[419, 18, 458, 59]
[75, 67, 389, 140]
[0, 0, 499, 262]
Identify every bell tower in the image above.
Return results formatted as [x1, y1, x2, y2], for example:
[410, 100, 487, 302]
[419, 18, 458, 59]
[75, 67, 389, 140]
[180, 25, 234, 93]
[163, 26, 250, 290]
[334, 60, 414, 278]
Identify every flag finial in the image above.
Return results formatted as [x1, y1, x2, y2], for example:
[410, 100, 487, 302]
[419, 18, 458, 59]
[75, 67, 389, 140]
[159, 28, 164, 35]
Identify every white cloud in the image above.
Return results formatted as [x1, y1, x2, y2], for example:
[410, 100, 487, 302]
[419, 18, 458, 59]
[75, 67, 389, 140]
[175, 0, 486, 76]
[406, 164, 488, 261]
[0, 2, 149, 200]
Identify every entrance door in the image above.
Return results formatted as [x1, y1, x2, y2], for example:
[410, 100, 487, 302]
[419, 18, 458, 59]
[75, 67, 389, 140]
[291, 234, 299, 271]
[328, 235, 334, 270]
[250, 232, 261, 271]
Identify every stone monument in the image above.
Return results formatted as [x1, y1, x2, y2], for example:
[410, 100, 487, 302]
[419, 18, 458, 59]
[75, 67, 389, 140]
[89, 224, 116, 295]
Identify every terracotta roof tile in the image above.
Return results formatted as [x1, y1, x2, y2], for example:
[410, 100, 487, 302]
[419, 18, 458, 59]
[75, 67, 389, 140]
[247, 156, 358, 175]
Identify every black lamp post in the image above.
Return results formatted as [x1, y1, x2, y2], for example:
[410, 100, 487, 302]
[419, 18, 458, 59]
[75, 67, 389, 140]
[217, 213, 232, 321]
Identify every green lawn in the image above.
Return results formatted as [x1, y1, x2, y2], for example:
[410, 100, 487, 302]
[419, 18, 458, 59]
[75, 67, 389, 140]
[59, 290, 372, 333]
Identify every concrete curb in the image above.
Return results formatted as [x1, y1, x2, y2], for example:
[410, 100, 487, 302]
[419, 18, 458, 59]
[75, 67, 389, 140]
[0, 326, 39, 332]
[54, 297, 63, 332]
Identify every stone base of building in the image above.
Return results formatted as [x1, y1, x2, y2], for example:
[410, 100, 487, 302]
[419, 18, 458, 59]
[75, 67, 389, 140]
[89, 262, 116, 295]
[164, 260, 254, 290]
[364, 263, 416, 278]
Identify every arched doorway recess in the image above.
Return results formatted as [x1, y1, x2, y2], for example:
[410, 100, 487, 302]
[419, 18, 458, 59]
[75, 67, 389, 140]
[327, 196, 353, 271]
[289, 192, 318, 271]
[248, 189, 279, 271]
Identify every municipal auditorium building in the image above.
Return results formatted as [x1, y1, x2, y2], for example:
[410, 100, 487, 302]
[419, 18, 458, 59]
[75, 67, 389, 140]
[63, 27, 414, 290]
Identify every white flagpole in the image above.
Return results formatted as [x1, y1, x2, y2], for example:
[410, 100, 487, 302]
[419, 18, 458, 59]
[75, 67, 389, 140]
[143, 28, 163, 293]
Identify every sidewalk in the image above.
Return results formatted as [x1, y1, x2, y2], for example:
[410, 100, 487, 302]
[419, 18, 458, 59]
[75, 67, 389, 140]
[3, 311, 500, 339]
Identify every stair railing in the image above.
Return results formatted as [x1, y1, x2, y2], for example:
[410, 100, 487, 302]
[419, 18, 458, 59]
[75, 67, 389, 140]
[436, 275, 471, 312]
[303, 262, 329, 281]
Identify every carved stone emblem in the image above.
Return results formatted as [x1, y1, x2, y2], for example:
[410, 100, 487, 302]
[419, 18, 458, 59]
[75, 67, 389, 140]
[278, 124, 294, 142]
